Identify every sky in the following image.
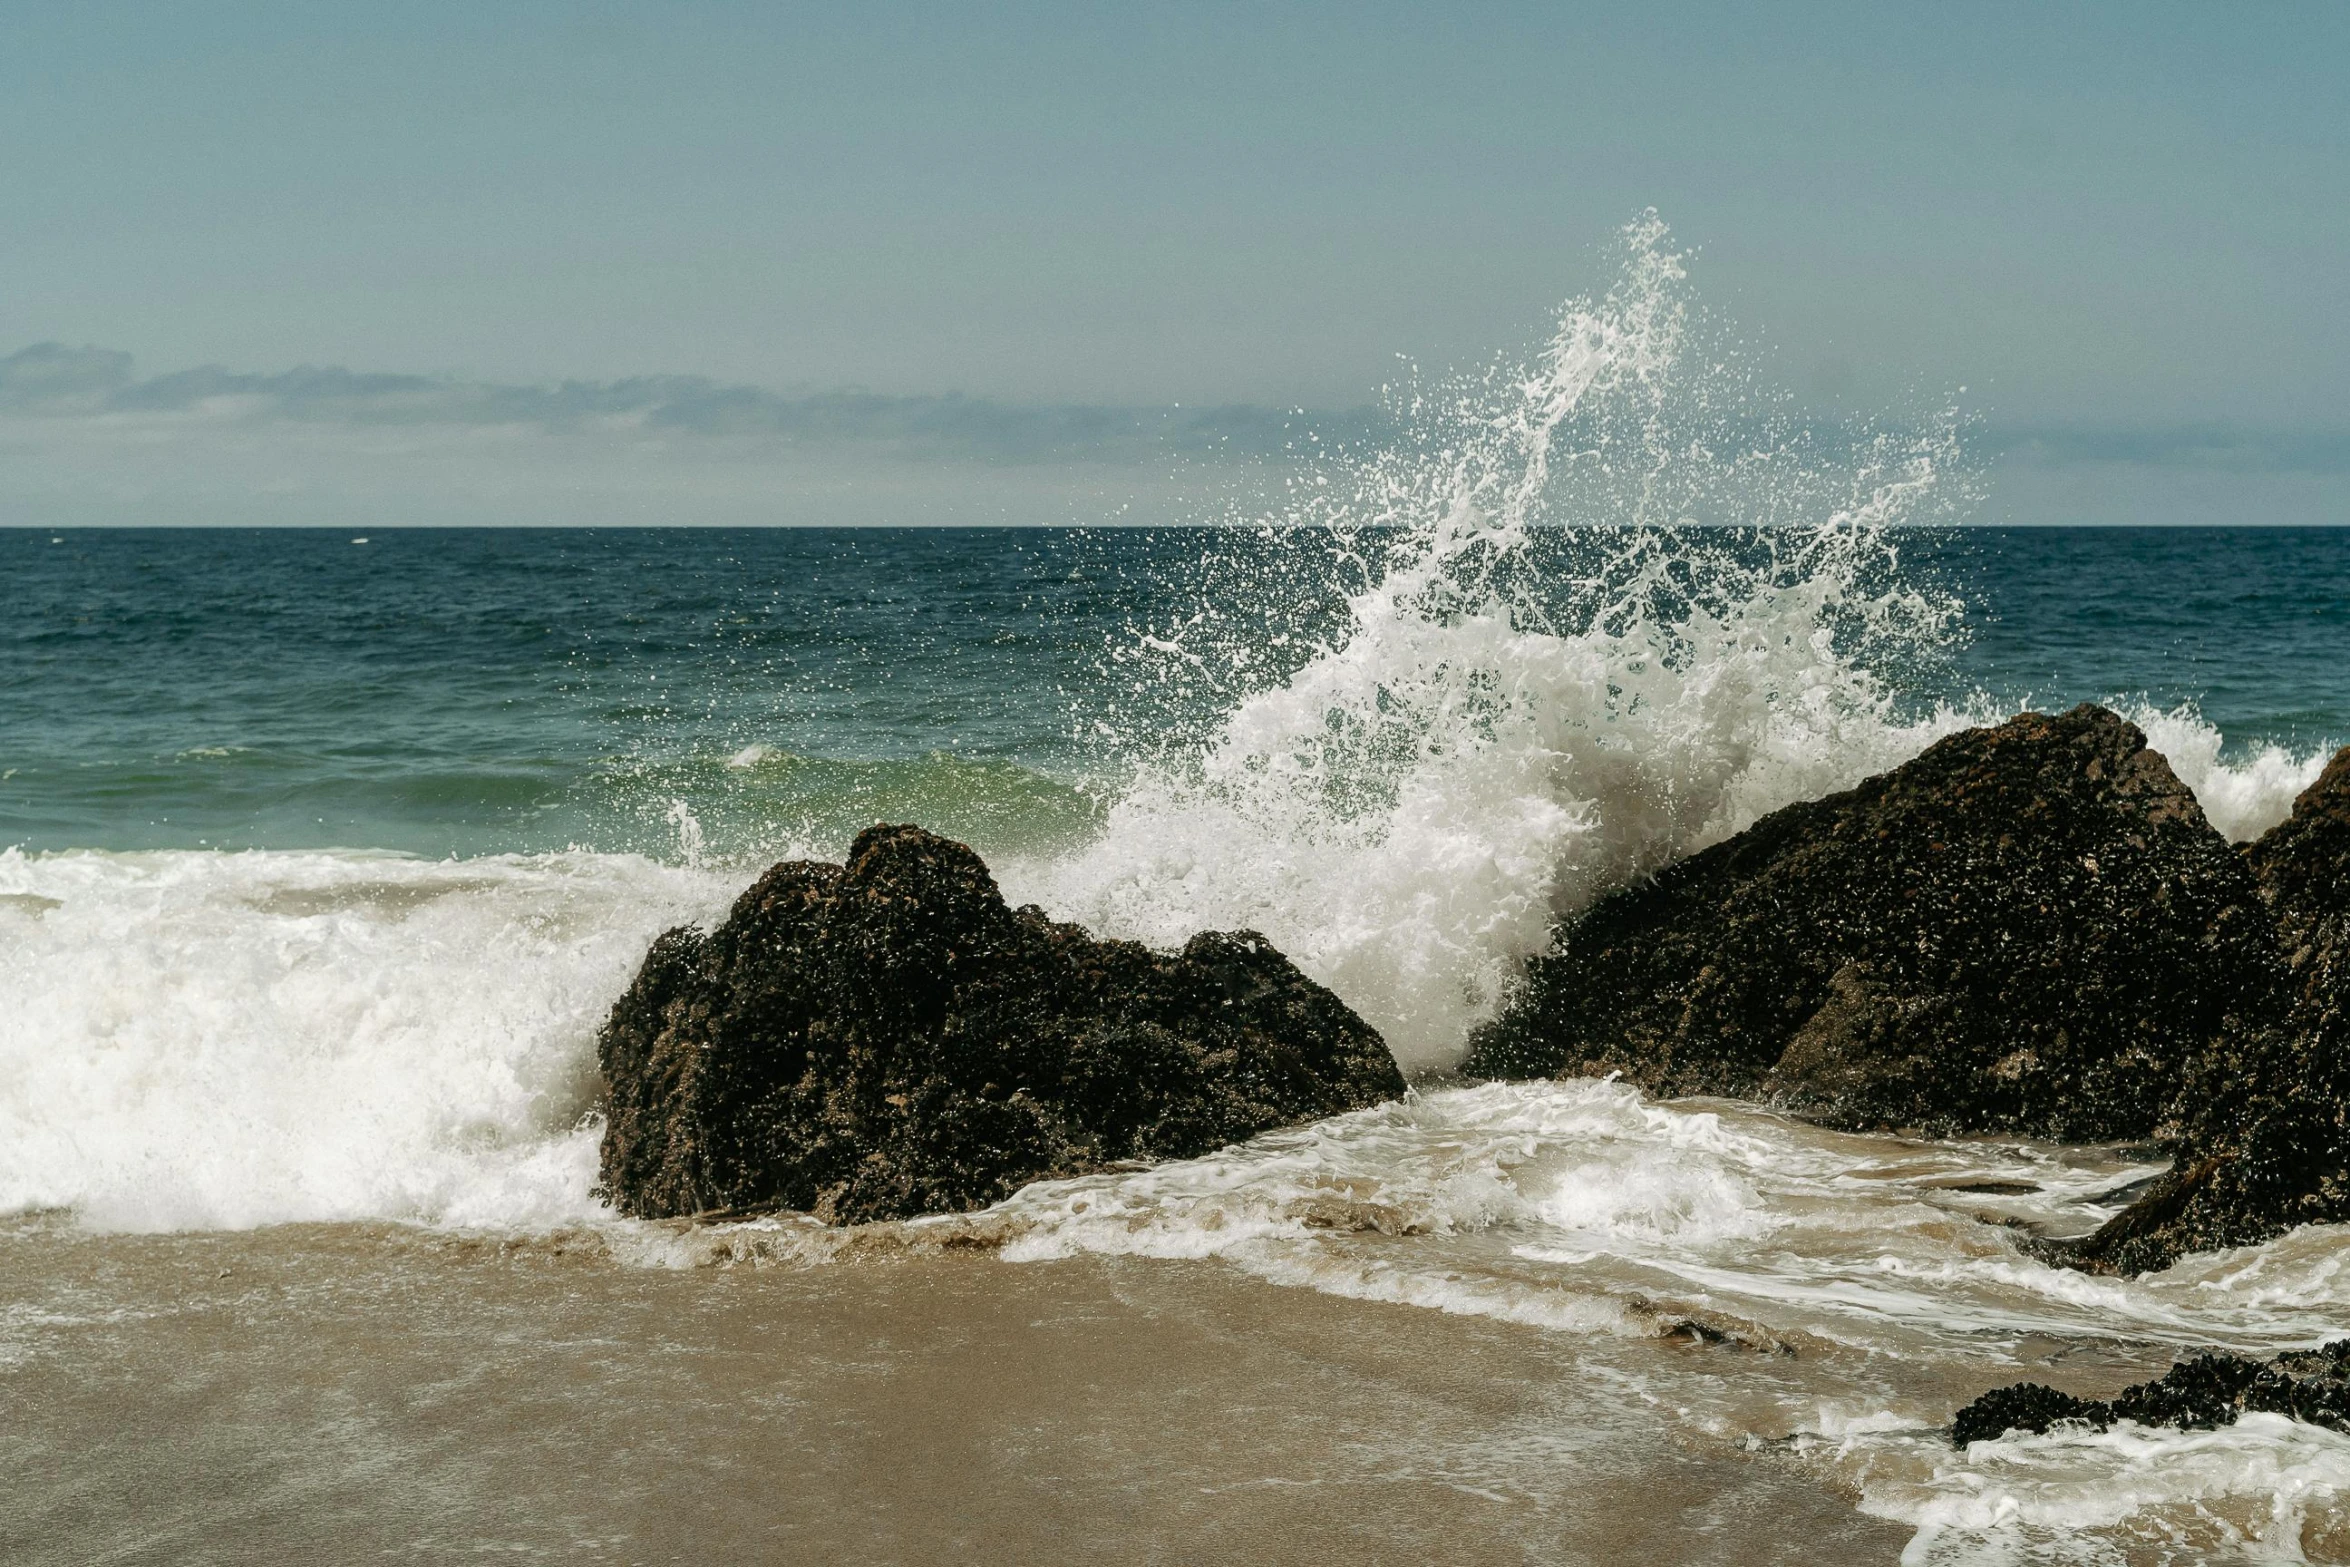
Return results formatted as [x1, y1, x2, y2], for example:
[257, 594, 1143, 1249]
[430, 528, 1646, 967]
[3, 2, 2345, 525]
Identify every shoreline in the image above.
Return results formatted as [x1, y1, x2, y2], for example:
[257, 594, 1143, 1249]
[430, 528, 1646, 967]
[2, 1221, 1914, 1566]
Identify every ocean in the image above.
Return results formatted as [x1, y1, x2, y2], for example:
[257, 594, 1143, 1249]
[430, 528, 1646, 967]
[8, 246, 2350, 1564]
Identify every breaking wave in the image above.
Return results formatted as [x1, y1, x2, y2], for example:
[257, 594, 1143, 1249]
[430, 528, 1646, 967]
[1021, 218, 1972, 1067]
[0, 846, 732, 1231]
[1007, 219, 2328, 1070]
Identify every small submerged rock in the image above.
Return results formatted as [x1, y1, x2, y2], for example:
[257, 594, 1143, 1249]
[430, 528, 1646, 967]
[1466, 705, 2281, 1144]
[596, 824, 1403, 1225]
[1953, 1341, 2350, 1446]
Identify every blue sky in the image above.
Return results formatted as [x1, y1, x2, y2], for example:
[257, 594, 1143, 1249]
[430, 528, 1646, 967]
[3, 2, 2345, 524]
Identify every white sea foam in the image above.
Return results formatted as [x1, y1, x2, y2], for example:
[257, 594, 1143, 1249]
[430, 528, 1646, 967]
[626, 1075, 2326, 1356]
[2122, 700, 2328, 842]
[1011, 218, 1990, 1069]
[933, 1080, 2347, 1361]
[0, 846, 731, 1231]
[640, 1075, 2350, 1552]
[1867, 1414, 2350, 1563]
[725, 1079, 2347, 1553]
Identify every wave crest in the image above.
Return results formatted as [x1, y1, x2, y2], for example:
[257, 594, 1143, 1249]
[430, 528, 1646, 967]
[1020, 217, 1981, 1068]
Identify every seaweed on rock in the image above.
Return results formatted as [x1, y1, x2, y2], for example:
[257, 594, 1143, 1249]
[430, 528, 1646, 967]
[1466, 705, 2283, 1144]
[596, 824, 1403, 1225]
[1953, 1342, 2350, 1446]
[2069, 746, 2350, 1274]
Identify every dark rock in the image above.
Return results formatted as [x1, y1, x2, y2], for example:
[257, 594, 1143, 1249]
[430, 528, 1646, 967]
[2069, 748, 2350, 1274]
[1464, 705, 2280, 1143]
[596, 824, 1404, 1224]
[1952, 1341, 2350, 1445]
[2113, 1352, 2270, 1430]
[1950, 1382, 2104, 1446]
[2249, 746, 2350, 952]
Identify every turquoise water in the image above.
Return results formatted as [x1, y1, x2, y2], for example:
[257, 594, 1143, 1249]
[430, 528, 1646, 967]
[4, 525, 2343, 860]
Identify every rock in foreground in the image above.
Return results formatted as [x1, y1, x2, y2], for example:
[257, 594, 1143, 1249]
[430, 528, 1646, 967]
[1952, 1342, 2350, 1446]
[1465, 705, 2279, 1143]
[2067, 746, 2350, 1274]
[596, 824, 1403, 1224]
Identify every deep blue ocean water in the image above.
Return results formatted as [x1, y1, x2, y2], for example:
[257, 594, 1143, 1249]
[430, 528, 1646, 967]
[3, 526, 2344, 859]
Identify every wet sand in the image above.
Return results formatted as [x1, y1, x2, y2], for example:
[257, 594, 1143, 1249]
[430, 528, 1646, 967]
[1, 1221, 1910, 1565]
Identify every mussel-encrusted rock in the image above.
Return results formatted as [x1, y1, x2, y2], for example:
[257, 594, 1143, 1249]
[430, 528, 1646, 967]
[2068, 747, 2350, 1274]
[1952, 1341, 2350, 1445]
[1464, 705, 2281, 1143]
[596, 824, 1403, 1224]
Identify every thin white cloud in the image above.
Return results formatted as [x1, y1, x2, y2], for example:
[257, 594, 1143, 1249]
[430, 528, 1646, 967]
[2, 344, 2342, 526]
[0, 343, 1340, 466]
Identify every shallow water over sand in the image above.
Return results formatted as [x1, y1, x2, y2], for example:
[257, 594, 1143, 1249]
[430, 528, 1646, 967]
[647, 1084, 2350, 1564]
[2, 1222, 1913, 1566]
[11, 1084, 2350, 1564]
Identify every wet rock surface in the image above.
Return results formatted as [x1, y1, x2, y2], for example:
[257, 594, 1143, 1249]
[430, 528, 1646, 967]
[596, 824, 1404, 1224]
[1952, 1341, 2350, 1446]
[2069, 746, 2350, 1275]
[1464, 705, 2281, 1144]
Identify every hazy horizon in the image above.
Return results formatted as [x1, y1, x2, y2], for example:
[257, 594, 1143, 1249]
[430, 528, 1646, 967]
[5, 3, 2345, 527]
